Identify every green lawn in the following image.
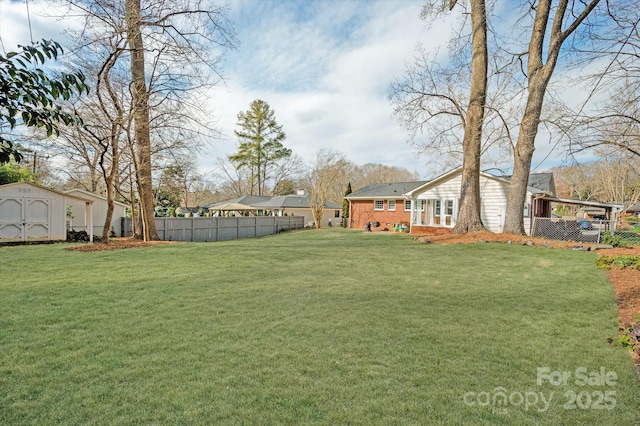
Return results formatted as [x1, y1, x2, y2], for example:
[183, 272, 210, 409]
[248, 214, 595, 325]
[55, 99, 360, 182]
[1, 229, 638, 424]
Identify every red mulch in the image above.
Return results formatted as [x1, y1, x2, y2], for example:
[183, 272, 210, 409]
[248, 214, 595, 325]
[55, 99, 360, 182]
[64, 237, 179, 252]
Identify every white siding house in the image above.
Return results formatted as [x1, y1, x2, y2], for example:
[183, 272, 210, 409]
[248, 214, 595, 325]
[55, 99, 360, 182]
[404, 167, 550, 234]
[0, 182, 93, 243]
[64, 189, 129, 237]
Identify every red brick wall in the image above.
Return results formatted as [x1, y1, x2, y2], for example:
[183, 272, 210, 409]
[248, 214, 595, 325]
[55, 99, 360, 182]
[349, 199, 412, 230]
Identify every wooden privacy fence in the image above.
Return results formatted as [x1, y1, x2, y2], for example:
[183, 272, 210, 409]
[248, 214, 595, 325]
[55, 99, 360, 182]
[121, 216, 305, 242]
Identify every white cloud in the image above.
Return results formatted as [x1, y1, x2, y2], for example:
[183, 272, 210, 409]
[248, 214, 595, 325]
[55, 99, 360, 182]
[202, 0, 446, 178]
[3, 0, 608, 182]
[0, 0, 71, 52]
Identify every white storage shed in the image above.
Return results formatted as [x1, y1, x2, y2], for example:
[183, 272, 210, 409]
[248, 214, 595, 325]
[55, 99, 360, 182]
[0, 182, 93, 243]
[64, 189, 128, 237]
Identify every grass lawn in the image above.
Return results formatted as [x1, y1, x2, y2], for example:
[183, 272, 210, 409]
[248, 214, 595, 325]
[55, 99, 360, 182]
[1, 228, 638, 424]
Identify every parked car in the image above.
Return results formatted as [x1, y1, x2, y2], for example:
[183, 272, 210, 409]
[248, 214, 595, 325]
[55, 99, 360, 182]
[578, 219, 593, 230]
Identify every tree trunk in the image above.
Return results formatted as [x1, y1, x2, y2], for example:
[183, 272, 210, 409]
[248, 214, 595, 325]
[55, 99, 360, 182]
[452, 0, 487, 234]
[502, 79, 547, 234]
[126, 0, 158, 241]
[503, 0, 600, 234]
[102, 134, 118, 242]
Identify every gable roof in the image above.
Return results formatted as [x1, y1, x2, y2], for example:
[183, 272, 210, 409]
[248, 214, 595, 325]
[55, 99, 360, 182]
[64, 188, 129, 207]
[346, 181, 429, 199]
[0, 181, 93, 203]
[501, 172, 556, 196]
[401, 167, 553, 198]
[625, 201, 640, 213]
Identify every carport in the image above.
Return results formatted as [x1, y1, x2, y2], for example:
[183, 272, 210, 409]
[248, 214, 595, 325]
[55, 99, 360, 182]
[531, 196, 624, 243]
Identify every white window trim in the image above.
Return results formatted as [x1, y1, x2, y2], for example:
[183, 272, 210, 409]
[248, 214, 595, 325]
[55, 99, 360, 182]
[404, 200, 412, 211]
[425, 198, 457, 228]
[388, 200, 396, 211]
[374, 200, 384, 211]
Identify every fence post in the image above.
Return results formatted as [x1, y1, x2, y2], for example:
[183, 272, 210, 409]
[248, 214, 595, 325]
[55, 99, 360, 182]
[531, 217, 537, 237]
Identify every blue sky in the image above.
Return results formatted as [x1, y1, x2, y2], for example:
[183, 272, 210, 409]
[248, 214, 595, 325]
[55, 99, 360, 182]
[0, 0, 602, 180]
[205, 0, 464, 178]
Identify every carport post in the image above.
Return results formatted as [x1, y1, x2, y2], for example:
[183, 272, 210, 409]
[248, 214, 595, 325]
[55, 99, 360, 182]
[611, 206, 622, 235]
[86, 201, 93, 243]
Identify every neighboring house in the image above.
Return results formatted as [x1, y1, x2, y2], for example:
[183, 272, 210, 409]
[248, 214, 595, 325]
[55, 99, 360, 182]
[345, 181, 428, 231]
[346, 167, 557, 235]
[206, 193, 342, 227]
[624, 201, 640, 217]
[64, 189, 129, 237]
[252, 194, 341, 227]
[0, 182, 94, 243]
[175, 207, 206, 217]
[204, 195, 272, 214]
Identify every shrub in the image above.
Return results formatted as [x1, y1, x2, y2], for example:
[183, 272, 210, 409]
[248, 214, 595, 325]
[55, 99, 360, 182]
[595, 255, 640, 270]
[618, 322, 640, 355]
[602, 233, 628, 247]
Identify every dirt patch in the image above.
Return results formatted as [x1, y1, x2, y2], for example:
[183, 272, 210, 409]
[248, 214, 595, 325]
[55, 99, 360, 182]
[65, 237, 179, 252]
[607, 267, 640, 367]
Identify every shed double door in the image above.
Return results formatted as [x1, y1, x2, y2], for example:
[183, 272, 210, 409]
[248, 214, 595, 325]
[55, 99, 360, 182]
[0, 197, 51, 242]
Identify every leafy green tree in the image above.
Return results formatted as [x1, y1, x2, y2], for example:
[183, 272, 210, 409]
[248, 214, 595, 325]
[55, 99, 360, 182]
[230, 99, 291, 196]
[155, 164, 187, 208]
[0, 40, 88, 164]
[0, 161, 38, 185]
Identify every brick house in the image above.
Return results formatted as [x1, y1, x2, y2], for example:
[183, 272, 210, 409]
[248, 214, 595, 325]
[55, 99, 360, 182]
[346, 167, 557, 235]
[345, 181, 427, 231]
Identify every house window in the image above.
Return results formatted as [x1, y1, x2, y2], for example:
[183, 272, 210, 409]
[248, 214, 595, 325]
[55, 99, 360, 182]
[427, 199, 455, 227]
[444, 199, 454, 226]
[374, 200, 384, 211]
[404, 200, 412, 211]
[388, 200, 396, 211]
[417, 200, 425, 211]
[334, 210, 340, 218]
[433, 200, 441, 225]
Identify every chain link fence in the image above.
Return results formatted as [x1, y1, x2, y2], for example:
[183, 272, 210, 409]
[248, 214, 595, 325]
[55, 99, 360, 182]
[531, 217, 640, 245]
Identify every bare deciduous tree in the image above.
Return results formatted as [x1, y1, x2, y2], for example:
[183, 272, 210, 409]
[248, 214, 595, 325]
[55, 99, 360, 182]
[503, 0, 600, 234]
[305, 149, 350, 228]
[451, 0, 488, 233]
[390, 0, 494, 234]
[56, 0, 237, 240]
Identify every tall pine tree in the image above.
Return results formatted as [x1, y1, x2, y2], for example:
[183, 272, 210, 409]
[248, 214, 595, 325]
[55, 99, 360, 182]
[230, 99, 290, 196]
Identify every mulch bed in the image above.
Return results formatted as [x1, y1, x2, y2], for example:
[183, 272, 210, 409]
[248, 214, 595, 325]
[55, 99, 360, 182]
[65, 237, 179, 252]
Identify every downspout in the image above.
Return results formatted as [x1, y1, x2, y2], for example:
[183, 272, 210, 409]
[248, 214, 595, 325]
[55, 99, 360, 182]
[87, 201, 94, 243]
[529, 194, 537, 235]
[406, 195, 413, 234]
